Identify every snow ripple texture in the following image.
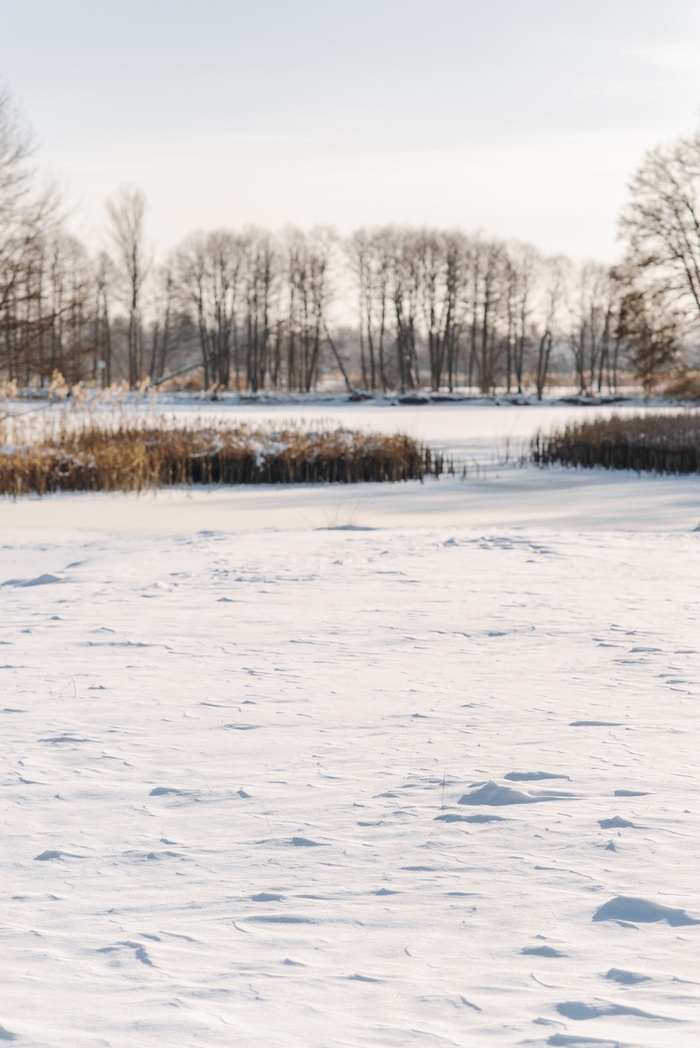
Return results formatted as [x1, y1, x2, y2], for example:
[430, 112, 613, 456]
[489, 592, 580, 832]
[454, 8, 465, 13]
[1, 527, 699, 1046]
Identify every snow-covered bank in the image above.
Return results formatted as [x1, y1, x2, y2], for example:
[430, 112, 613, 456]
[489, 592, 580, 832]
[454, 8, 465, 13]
[4, 397, 694, 464]
[1, 527, 699, 1046]
[1, 466, 698, 536]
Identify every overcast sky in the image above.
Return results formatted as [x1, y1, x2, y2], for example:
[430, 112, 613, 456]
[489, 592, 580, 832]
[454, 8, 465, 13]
[3, 0, 700, 261]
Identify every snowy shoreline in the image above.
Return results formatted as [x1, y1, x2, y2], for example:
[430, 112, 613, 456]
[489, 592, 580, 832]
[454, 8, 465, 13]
[1, 456, 698, 537]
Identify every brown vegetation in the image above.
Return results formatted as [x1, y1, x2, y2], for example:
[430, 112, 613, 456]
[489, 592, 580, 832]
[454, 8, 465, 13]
[662, 370, 700, 403]
[531, 412, 700, 474]
[0, 414, 442, 496]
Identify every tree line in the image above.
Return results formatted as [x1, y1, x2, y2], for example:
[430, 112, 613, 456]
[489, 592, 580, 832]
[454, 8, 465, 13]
[1, 88, 698, 396]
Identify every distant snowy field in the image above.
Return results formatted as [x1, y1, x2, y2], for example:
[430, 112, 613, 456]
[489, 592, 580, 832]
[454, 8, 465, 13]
[1, 404, 699, 1046]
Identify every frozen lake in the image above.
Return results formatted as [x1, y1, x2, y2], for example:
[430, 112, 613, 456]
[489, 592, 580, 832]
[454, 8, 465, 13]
[135, 397, 693, 463]
[1, 402, 697, 536]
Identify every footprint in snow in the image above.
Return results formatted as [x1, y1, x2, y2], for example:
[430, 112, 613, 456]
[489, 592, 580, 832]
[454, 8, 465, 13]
[97, 941, 154, 967]
[598, 816, 640, 829]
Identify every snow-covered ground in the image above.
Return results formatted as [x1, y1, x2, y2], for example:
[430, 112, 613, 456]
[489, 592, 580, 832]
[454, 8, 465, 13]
[1, 404, 699, 1046]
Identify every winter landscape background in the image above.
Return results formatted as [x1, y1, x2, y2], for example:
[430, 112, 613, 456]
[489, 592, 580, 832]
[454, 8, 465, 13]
[3, 1, 700, 1044]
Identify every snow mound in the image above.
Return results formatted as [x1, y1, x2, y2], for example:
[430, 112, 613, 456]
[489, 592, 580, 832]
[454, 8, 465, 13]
[605, 968, 651, 984]
[592, 896, 700, 926]
[555, 999, 676, 1022]
[458, 779, 576, 806]
[3, 573, 63, 588]
[521, 945, 566, 957]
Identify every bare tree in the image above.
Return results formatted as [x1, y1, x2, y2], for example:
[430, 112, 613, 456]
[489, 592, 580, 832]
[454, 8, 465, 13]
[106, 184, 151, 386]
[621, 132, 700, 327]
[535, 255, 569, 400]
[568, 262, 616, 394]
[0, 88, 56, 381]
[389, 229, 421, 392]
[284, 226, 349, 392]
[147, 265, 175, 383]
[505, 242, 539, 393]
[416, 230, 467, 392]
[171, 229, 248, 389]
[92, 251, 113, 385]
[0, 88, 34, 221]
[474, 240, 506, 393]
[615, 278, 681, 393]
[348, 227, 392, 390]
[245, 227, 278, 392]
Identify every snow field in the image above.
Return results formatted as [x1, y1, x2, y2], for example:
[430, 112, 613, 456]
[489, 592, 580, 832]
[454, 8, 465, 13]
[1, 526, 699, 1046]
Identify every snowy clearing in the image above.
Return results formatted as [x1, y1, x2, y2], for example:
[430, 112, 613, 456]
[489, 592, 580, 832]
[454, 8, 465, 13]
[1, 404, 699, 1046]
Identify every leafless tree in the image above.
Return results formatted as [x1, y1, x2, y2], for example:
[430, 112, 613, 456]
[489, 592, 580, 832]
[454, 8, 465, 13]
[534, 254, 569, 399]
[568, 262, 617, 394]
[389, 228, 422, 392]
[415, 230, 467, 392]
[474, 240, 507, 393]
[0, 88, 58, 381]
[106, 184, 151, 386]
[285, 226, 350, 392]
[245, 227, 279, 392]
[621, 132, 700, 328]
[171, 229, 248, 389]
[348, 227, 391, 391]
[504, 242, 539, 393]
[614, 275, 681, 393]
[147, 265, 175, 383]
[92, 251, 113, 385]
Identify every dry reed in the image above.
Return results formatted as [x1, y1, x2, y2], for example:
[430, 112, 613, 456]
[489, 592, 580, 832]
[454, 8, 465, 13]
[0, 413, 443, 496]
[531, 412, 700, 474]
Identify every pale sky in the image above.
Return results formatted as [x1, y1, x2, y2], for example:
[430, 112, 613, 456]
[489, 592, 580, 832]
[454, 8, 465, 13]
[3, 0, 700, 262]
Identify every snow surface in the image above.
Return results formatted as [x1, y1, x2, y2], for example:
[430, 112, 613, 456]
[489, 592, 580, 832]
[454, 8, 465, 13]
[1, 404, 700, 1046]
